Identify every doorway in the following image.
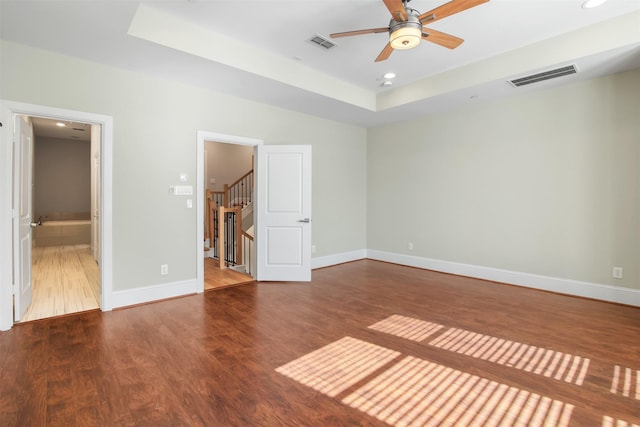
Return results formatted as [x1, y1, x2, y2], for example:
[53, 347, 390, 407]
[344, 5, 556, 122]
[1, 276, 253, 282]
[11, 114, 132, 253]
[17, 117, 100, 322]
[203, 140, 255, 290]
[0, 100, 114, 331]
[195, 131, 312, 290]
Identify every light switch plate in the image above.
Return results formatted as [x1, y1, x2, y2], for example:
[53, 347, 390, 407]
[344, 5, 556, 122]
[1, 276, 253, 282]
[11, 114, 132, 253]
[169, 185, 193, 196]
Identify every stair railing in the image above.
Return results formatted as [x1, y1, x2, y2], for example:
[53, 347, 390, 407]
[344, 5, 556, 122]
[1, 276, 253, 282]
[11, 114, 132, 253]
[205, 189, 224, 257]
[205, 169, 254, 270]
[225, 169, 253, 207]
[218, 206, 242, 269]
[241, 231, 254, 276]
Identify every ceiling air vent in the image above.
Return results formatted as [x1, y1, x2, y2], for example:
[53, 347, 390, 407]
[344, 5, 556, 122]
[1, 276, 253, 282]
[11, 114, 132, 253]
[308, 34, 337, 50]
[509, 65, 577, 87]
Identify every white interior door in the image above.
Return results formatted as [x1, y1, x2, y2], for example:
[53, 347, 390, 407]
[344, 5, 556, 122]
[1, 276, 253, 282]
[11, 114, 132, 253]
[90, 124, 101, 262]
[256, 145, 312, 281]
[13, 115, 34, 321]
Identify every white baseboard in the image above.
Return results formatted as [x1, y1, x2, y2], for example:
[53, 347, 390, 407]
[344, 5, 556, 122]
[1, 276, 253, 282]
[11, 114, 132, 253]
[101, 249, 640, 318]
[367, 250, 640, 307]
[312, 249, 367, 270]
[111, 279, 200, 310]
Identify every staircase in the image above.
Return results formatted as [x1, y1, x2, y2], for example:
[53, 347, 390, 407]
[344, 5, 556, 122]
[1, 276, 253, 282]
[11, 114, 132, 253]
[204, 169, 254, 276]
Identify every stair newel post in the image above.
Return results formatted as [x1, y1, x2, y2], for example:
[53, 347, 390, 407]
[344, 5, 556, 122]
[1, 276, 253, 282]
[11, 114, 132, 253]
[223, 184, 229, 208]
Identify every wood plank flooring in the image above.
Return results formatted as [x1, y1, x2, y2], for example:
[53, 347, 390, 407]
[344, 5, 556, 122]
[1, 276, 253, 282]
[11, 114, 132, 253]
[18, 245, 100, 323]
[21, 252, 247, 323]
[1, 260, 639, 426]
[204, 257, 254, 290]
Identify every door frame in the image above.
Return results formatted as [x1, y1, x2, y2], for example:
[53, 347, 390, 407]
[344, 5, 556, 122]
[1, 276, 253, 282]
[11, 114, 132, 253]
[0, 101, 114, 331]
[196, 131, 262, 292]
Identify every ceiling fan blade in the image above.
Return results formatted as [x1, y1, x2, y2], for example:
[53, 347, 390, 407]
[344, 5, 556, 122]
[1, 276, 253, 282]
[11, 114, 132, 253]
[421, 28, 464, 49]
[375, 43, 394, 62]
[383, 0, 407, 21]
[330, 27, 389, 39]
[418, 0, 489, 24]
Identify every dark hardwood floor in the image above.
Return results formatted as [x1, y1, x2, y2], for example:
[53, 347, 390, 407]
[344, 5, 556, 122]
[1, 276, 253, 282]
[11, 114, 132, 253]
[1, 260, 638, 426]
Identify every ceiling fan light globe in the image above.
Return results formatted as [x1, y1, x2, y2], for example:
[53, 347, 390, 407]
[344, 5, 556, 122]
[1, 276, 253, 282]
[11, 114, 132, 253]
[390, 26, 422, 49]
[582, 0, 608, 8]
[389, 12, 422, 50]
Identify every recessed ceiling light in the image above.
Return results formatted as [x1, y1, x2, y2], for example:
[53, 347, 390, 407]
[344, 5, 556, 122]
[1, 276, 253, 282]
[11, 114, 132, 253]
[582, 0, 608, 8]
[382, 81, 393, 87]
[55, 122, 66, 127]
[383, 72, 396, 79]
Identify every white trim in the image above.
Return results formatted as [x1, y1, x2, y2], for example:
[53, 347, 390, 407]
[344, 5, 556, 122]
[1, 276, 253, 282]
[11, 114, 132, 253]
[196, 131, 262, 294]
[367, 250, 640, 307]
[311, 249, 367, 270]
[0, 103, 14, 331]
[0, 101, 114, 330]
[111, 279, 199, 309]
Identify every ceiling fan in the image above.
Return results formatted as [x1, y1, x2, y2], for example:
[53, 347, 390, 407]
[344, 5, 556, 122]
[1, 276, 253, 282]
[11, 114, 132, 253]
[330, 0, 489, 62]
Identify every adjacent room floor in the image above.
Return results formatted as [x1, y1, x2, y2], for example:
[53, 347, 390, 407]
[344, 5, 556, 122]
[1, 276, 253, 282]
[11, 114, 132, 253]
[1, 259, 638, 426]
[18, 249, 250, 323]
[204, 257, 253, 291]
[18, 244, 100, 323]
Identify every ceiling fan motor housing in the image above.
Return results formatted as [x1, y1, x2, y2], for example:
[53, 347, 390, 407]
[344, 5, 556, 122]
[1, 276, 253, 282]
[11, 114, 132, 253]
[389, 9, 422, 50]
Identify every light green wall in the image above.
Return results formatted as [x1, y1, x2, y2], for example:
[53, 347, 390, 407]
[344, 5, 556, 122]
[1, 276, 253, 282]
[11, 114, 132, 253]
[1, 40, 367, 291]
[368, 68, 640, 290]
[4, 39, 638, 296]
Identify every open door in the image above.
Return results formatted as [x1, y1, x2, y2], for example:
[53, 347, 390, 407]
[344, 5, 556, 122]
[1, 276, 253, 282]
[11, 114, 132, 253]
[13, 115, 34, 321]
[256, 145, 312, 282]
[90, 124, 101, 263]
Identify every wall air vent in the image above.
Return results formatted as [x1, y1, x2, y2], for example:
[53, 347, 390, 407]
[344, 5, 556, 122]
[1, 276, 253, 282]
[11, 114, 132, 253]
[308, 34, 337, 50]
[509, 65, 577, 87]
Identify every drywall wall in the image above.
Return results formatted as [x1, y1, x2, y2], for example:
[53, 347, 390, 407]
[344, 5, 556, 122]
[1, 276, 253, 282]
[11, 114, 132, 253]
[1, 40, 367, 292]
[368, 68, 640, 292]
[205, 141, 253, 192]
[34, 136, 91, 217]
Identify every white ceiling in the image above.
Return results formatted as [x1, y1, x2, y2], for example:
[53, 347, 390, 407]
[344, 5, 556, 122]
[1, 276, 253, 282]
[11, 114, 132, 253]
[30, 117, 92, 142]
[2, 0, 640, 128]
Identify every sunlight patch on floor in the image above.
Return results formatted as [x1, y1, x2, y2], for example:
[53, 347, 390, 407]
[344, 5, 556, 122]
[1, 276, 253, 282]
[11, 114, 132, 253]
[275, 336, 400, 397]
[610, 365, 640, 400]
[368, 314, 444, 342]
[343, 355, 574, 427]
[429, 328, 590, 385]
[602, 415, 640, 427]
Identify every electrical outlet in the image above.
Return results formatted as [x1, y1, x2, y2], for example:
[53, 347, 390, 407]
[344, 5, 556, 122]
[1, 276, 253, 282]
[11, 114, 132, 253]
[408, 242, 413, 250]
[160, 264, 168, 275]
[612, 267, 623, 279]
